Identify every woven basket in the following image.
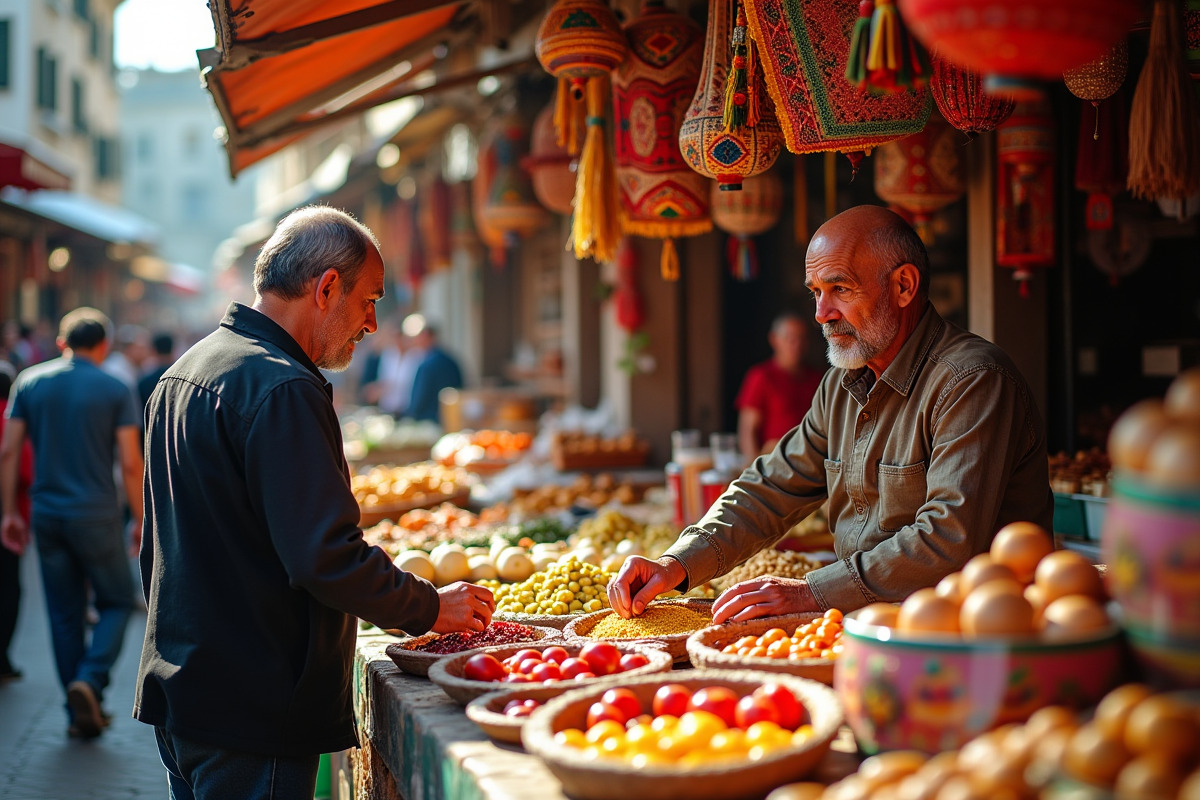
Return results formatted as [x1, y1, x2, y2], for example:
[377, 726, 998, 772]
[427, 641, 672, 705]
[563, 598, 714, 663]
[686, 612, 836, 685]
[522, 670, 843, 800]
[384, 625, 562, 678]
[465, 684, 578, 745]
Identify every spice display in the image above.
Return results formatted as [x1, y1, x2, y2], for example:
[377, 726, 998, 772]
[713, 550, 822, 591]
[721, 610, 844, 660]
[402, 621, 543, 655]
[587, 605, 713, 639]
[351, 463, 472, 508]
[480, 556, 612, 615]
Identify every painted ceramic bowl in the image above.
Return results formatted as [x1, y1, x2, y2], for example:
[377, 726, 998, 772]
[1101, 474, 1200, 688]
[835, 610, 1124, 755]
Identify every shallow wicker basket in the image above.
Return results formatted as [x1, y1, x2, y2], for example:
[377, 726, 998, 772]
[522, 670, 843, 800]
[686, 612, 836, 685]
[384, 625, 562, 678]
[427, 641, 673, 705]
[464, 684, 579, 745]
[563, 598, 715, 663]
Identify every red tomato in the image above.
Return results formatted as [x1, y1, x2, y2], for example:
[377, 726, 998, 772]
[573, 672, 596, 681]
[462, 653, 506, 683]
[530, 662, 562, 683]
[652, 684, 693, 718]
[579, 642, 622, 676]
[541, 646, 570, 665]
[601, 688, 643, 721]
[503, 673, 532, 683]
[586, 701, 630, 728]
[504, 705, 534, 718]
[559, 658, 591, 679]
[618, 653, 650, 672]
[753, 683, 805, 730]
[516, 657, 544, 675]
[735, 694, 781, 729]
[512, 649, 543, 663]
[689, 687, 740, 728]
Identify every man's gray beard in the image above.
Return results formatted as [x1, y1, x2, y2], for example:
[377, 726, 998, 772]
[823, 311, 899, 371]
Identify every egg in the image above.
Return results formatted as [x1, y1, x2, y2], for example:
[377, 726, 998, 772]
[1114, 753, 1187, 799]
[1165, 367, 1200, 423]
[895, 751, 960, 800]
[989, 522, 1054, 584]
[1040, 594, 1110, 640]
[897, 589, 961, 634]
[959, 554, 1020, 595]
[959, 580, 1035, 637]
[1124, 695, 1200, 761]
[1063, 721, 1130, 787]
[1023, 705, 1078, 741]
[1024, 583, 1048, 625]
[855, 602, 901, 628]
[766, 784, 827, 800]
[857, 751, 929, 791]
[1108, 398, 1171, 472]
[934, 572, 964, 604]
[1034, 550, 1105, 604]
[1145, 420, 1200, 490]
[1092, 683, 1152, 739]
[932, 775, 989, 800]
[1181, 768, 1200, 800]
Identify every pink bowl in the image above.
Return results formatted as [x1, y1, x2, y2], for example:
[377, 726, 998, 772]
[835, 612, 1123, 754]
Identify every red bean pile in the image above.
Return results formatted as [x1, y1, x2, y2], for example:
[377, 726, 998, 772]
[404, 621, 542, 654]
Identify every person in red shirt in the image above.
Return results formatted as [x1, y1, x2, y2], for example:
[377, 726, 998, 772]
[735, 312, 824, 464]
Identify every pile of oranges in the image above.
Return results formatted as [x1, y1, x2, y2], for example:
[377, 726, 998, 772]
[720, 609, 845, 660]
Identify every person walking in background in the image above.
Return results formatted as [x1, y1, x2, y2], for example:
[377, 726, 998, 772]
[0, 308, 143, 739]
[136, 206, 492, 799]
[404, 315, 461, 425]
[735, 312, 825, 465]
[102, 324, 149, 392]
[137, 332, 176, 409]
[0, 360, 33, 682]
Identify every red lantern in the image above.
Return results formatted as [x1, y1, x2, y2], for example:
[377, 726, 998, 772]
[417, 173, 452, 274]
[710, 171, 783, 281]
[899, 0, 1142, 91]
[873, 111, 964, 243]
[523, 102, 576, 216]
[479, 114, 550, 245]
[996, 100, 1055, 297]
[930, 53, 1015, 137]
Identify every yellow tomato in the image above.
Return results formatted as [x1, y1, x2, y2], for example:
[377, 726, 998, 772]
[554, 729, 588, 749]
[585, 719, 626, 744]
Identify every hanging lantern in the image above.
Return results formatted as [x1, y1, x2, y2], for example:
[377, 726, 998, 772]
[417, 172, 453, 274]
[448, 180, 479, 258]
[678, 0, 783, 192]
[873, 111, 964, 243]
[930, 53, 1015, 137]
[996, 100, 1055, 298]
[845, 0, 931, 95]
[1075, 90, 1129, 231]
[536, 0, 628, 263]
[740, 0, 929, 174]
[613, 0, 711, 281]
[898, 0, 1142, 98]
[1064, 39, 1128, 142]
[522, 102, 576, 216]
[478, 114, 550, 247]
[1128, 0, 1200, 207]
[472, 131, 511, 269]
[711, 170, 783, 282]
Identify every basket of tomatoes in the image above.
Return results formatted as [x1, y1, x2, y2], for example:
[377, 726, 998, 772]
[686, 610, 844, 685]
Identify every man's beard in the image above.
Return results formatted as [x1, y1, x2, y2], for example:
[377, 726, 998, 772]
[822, 298, 899, 371]
[314, 301, 363, 372]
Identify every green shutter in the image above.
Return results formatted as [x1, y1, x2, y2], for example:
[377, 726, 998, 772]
[0, 21, 10, 89]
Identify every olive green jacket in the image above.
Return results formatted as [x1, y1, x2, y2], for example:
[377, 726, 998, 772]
[666, 304, 1053, 611]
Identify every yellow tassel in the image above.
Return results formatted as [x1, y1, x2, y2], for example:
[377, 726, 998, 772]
[571, 77, 620, 263]
[553, 76, 585, 156]
[660, 238, 680, 281]
[867, 1, 899, 72]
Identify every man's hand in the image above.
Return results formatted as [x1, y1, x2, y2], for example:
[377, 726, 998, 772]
[1, 513, 28, 556]
[712, 576, 819, 624]
[128, 519, 143, 558]
[608, 556, 687, 619]
[431, 581, 495, 633]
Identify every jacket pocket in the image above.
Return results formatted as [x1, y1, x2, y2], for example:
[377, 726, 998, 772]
[877, 461, 927, 532]
[824, 459, 843, 500]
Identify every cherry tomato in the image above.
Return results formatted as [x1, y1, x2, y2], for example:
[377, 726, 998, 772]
[462, 653, 506, 682]
[559, 657, 591, 679]
[753, 683, 805, 730]
[531, 662, 562, 682]
[579, 642, 622, 676]
[586, 701, 630, 728]
[735, 694, 781, 729]
[618, 653, 650, 672]
[504, 705, 534, 718]
[626, 714, 654, 730]
[572, 671, 596, 681]
[516, 657, 544, 675]
[512, 649, 543, 663]
[541, 646, 570, 665]
[502, 672, 531, 683]
[689, 687, 740, 728]
[601, 688, 643, 721]
[653, 684, 693, 718]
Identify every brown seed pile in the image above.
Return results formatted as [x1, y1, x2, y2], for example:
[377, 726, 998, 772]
[712, 549, 822, 591]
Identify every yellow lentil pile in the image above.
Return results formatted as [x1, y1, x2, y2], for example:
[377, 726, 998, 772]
[479, 556, 611, 616]
[587, 605, 713, 639]
[712, 549, 822, 591]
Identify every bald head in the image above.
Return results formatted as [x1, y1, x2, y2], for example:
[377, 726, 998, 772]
[810, 206, 929, 299]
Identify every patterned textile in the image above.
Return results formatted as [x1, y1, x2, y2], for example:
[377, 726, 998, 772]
[743, 0, 930, 156]
[613, 1, 711, 239]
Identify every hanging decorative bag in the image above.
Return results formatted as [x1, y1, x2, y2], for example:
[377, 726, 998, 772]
[710, 170, 783, 282]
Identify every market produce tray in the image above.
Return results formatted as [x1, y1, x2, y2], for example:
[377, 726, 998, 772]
[427, 641, 672, 705]
[687, 612, 835, 685]
[562, 598, 714, 663]
[522, 670, 843, 800]
[384, 625, 562, 678]
[358, 488, 471, 528]
[464, 684, 583, 746]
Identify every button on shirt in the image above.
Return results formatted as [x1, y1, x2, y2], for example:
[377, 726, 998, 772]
[665, 305, 1053, 612]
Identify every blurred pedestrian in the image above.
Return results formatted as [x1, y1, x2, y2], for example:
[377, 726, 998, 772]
[137, 332, 176, 409]
[136, 206, 492, 799]
[0, 308, 143, 739]
[0, 360, 33, 682]
[102, 324, 149, 392]
[404, 315, 461, 424]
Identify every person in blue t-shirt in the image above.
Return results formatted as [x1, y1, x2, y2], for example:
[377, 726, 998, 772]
[403, 315, 462, 425]
[0, 307, 143, 740]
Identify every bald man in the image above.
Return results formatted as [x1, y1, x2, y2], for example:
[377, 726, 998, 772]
[611, 206, 1052, 622]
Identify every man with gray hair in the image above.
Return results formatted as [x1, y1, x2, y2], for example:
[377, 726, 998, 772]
[135, 206, 493, 798]
[611, 205, 1052, 623]
[1, 307, 143, 739]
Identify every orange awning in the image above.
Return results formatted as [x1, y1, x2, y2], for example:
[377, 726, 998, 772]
[201, 0, 469, 177]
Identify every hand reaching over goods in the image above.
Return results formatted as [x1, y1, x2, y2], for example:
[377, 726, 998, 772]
[713, 576, 821, 624]
[608, 556, 689, 618]
[478, 555, 612, 615]
[552, 681, 815, 767]
[460, 642, 650, 684]
[711, 549, 823, 592]
[584, 604, 712, 639]
[400, 621, 545, 654]
[721, 609, 845, 660]
[431, 581, 495, 633]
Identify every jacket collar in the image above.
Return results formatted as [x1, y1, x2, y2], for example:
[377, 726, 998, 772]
[841, 303, 944, 404]
[220, 302, 328, 385]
